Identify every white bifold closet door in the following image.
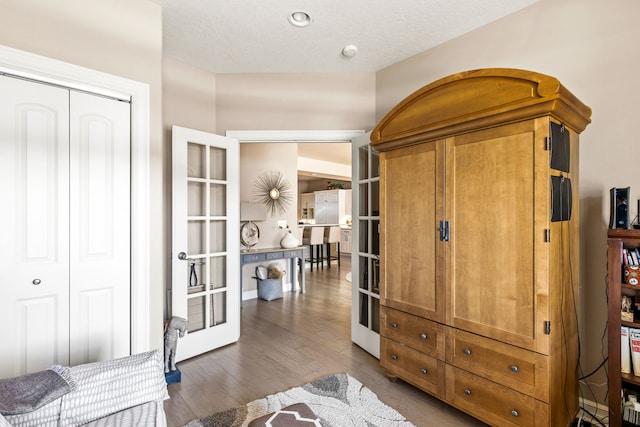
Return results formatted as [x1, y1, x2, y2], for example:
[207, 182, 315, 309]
[0, 75, 131, 378]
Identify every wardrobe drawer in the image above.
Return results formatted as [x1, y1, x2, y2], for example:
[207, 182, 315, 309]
[446, 365, 548, 427]
[446, 328, 548, 402]
[381, 306, 445, 360]
[381, 337, 445, 398]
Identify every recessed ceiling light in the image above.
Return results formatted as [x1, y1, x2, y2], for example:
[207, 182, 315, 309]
[288, 11, 312, 27]
[342, 45, 358, 58]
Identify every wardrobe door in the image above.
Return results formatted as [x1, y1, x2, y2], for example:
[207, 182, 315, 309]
[445, 120, 548, 351]
[69, 92, 131, 365]
[380, 139, 446, 323]
[0, 75, 71, 377]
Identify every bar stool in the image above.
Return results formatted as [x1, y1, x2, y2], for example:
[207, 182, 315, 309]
[302, 226, 325, 271]
[324, 226, 341, 269]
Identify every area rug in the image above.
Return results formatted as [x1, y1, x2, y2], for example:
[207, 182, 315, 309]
[183, 372, 414, 427]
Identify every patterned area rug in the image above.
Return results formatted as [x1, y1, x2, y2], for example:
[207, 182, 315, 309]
[183, 373, 414, 427]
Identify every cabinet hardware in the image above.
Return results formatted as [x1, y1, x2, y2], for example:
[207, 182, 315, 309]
[391, 354, 398, 361]
[32, 278, 41, 285]
[510, 365, 519, 373]
[391, 322, 398, 328]
[420, 333, 427, 340]
[511, 410, 519, 417]
[463, 349, 472, 356]
[464, 389, 472, 396]
[544, 321, 551, 335]
[439, 220, 450, 242]
[544, 229, 550, 242]
[421, 369, 427, 375]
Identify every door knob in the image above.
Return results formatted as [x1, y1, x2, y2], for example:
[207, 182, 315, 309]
[178, 252, 187, 260]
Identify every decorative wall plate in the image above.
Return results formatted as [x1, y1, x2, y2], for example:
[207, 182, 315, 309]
[240, 221, 260, 247]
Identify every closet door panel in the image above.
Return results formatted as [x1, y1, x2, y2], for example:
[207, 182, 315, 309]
[0, 75, 70, 376]
[69, 92, 131, 365]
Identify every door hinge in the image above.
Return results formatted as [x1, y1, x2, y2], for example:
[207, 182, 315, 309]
[544, 229, 550, 242]
[544, 321, 551, 335]
[439, 220, 450, 242]
[545, 136, 551, 151]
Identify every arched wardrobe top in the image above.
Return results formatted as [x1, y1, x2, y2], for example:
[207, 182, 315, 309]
[371, 68, 592, 152]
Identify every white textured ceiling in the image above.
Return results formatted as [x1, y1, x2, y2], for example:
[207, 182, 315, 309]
[150, 0, 539, 74]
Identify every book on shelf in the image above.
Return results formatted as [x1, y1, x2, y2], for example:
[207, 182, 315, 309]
[631, 328, 640, 376]
[623, 326, 632, 374]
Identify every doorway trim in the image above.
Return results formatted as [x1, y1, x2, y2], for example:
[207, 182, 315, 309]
[0, 44, 152, 353]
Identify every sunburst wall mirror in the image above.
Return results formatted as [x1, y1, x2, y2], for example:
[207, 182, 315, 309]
[253, 170, 293, 216]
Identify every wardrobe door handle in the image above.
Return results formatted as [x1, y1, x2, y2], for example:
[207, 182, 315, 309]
[32, 279, 41, 285]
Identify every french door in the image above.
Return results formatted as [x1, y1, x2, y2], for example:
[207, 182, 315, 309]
[171, 126, 240, 362]
[351, 132, 381, 358]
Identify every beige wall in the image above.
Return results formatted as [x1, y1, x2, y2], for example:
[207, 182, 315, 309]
[376, 0, 639, 405]
[162, 58, 218, 315]
[215, 73, 376, 132]
[0, 0, 165, 350]
[240, 143, 299, 295]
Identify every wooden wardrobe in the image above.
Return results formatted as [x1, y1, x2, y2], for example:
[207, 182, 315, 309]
[371, 68, 591, 427]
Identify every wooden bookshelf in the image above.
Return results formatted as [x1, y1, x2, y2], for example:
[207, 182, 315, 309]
[608, 229, 640, 427]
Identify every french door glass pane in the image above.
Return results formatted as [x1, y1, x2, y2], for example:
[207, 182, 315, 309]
[371, 150, 380, 179]
[209, 293, 226, 326]
[358, 146, 370, 180]
[209, 184, 227, 216]
[371, 298, 380, 333]
[188, 182, 206, 216]
[359, 293, 369, 327]
[359, 256, 369, 290]
[359, 183, 368, 214]
[209, 146, 226, 180]
[187, 220, 205, 254]
[188, 143, 206, 178]
[187, 295, 206, 333]
[209, 256, 226, 289]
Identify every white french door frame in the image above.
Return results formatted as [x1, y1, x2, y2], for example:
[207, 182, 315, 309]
[0, 44, 152, 353]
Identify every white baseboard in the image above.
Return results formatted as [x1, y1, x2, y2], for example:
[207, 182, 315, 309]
[578, 397, 608, 426]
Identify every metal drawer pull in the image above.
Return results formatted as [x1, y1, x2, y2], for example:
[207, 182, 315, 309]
[32, 279, 41, 285]
[464, 389, 472, 396]
[420, 333, 427, 340]
[421, 369, 427, 375]
[511, 365, 519, 373]
[463, 349, 472, 356]
[391, 354, 398, 361]
[391, 323, 398, 328]
[511, 410, 519, 417]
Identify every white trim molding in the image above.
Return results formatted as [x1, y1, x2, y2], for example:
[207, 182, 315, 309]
[0, 44, 152, 354]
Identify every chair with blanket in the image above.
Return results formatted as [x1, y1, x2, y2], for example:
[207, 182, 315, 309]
[0, 350, 169, 427]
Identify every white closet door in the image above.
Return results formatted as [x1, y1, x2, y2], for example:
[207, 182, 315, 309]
[0, 76, 71, 377]
[69, 92, 131, 365]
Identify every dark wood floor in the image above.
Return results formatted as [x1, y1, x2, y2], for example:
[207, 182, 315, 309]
[164, 256, 487, 427]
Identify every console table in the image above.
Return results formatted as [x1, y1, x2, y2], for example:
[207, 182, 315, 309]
[240, 247, 306, 297]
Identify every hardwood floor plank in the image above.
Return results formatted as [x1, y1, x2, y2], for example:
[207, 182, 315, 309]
[165, 257, 487, 426]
